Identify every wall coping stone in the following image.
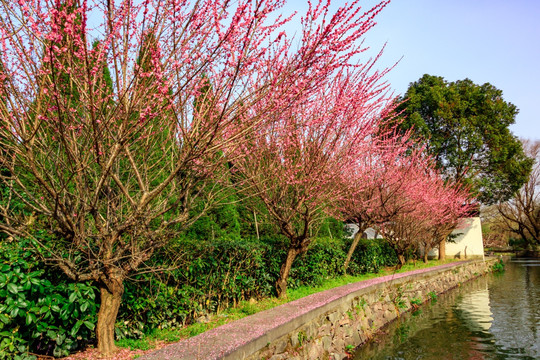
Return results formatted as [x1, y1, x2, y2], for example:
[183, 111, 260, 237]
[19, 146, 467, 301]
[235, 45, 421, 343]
[140, 260, 485, 360]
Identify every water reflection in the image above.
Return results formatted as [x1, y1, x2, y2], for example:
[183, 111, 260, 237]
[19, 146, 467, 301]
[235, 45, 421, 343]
[456, 286, 492, 332]
[354, 259, 540, 359]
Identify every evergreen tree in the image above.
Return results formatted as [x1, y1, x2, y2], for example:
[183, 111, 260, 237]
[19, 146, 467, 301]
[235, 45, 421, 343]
[394, 74, 533, 204]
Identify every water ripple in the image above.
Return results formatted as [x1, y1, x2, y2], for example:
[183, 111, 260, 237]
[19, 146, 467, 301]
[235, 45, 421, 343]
[355, 259, 540, 360]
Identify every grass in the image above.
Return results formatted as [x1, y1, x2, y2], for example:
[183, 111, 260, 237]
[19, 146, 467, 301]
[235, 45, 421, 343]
[115, 258, 459, 351]
[116, 338, 152, 351]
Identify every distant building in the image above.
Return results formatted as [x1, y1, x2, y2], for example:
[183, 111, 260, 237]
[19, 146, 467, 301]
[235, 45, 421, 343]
[346, 217, 485, 260]
[429, 217, 485, 260]
[344, 224, 383, 239]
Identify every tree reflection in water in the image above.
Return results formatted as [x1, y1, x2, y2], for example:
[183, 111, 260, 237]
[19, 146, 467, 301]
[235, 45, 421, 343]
[354, 259, 540, 360]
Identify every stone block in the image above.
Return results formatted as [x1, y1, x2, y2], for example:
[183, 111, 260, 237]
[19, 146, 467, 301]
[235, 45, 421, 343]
[331, 353, 347, 360]
[322, 335, 332, 350]
[352, 330, 361, 345]
[306, 322, 319, 339]
[255, 348, 273, 360]
[290, 333, 300, 348]
[319, 323, 331, 336]
[308, 344, 323, 359]
[363, 306, 372, 317]
[273, 338, 288, 354]
[327, 311, 340, 324]
[383, 309, 395, 320]
[334, 338, 345, 352]
[333, 326, 345, 341]
[269, 354, 288, 360]
[344, 335, 355, 347]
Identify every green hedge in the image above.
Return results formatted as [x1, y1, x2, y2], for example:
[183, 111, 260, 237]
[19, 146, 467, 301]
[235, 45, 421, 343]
[116, 235, 397, 338]
[116, 237, 276, 339]
[350, 238, 399, 273]
[288, 237, 350, 289]
[1, 234, 399, 356]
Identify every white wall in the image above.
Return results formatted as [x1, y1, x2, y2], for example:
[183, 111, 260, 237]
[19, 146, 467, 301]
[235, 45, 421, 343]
[430, 217, 485, 259]
[344, 224, 383, 239]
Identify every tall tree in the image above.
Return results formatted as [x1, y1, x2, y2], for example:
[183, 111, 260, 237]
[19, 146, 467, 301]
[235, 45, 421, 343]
[394, 74, 533, 205]
[0, 0, 392, 353]
[340, 132, 421, 272]
[481, 204, 514, 249]
[377, 164, 472, 266]
[497, 139, 540, 252]
[234, 66, 395, 298]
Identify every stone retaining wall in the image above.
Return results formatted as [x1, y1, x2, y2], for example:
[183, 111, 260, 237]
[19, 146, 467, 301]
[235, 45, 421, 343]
[141, 259, 497, 360]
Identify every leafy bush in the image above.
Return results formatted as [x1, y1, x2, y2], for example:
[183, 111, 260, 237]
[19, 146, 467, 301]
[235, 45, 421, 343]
[116, 235, 400, 338]
[1, 223, 402, 357]
[508, 237, 528, 251]
[318, 217, 348, 240]
[350, 238, 398, 273]
[288, 237, 348, 288]
[0, 239, 97, 359]
[116, 237, 276, 338]
[492, 258, 505, 272]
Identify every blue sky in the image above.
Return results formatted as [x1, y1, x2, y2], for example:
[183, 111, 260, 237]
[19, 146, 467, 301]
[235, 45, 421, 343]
[281, 0, 540, 140]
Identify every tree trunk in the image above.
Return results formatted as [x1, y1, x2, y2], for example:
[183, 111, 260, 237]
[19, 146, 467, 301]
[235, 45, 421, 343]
[397, 254, 405, 268]
[253, 211, 259, 241]
[96, 276, 124, 355]
[423, 244, 431, 263]
[276, 247, 299, 298]
[343, 226, 366, 274]
[438, 240, 446, 260]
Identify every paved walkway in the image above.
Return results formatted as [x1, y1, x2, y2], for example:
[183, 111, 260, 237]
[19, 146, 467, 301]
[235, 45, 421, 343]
[140, 261, 468, 360]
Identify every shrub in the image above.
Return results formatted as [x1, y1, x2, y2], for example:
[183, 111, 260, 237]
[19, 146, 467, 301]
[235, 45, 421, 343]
[350, 238, 398, 273]
[288, 237, 348, 288]
[116, 235, 399, 338]
[492, 258, 505, 272]
[508, 237, 528, 251]
[116, 237, 276, 338]
[2, 229, 402, 355]
[0, 239, 97, 359]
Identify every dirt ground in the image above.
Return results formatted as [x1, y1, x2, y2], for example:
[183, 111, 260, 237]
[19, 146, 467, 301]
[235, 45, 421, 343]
[54, 342, 168, 360]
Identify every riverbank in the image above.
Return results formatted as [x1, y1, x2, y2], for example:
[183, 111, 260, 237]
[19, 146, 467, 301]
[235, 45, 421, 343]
[61, 260, 465, 360]
[138, 258, 497, 360]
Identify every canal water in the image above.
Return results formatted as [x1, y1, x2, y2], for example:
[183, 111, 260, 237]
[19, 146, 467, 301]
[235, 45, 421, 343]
[354, 258, 540, 359]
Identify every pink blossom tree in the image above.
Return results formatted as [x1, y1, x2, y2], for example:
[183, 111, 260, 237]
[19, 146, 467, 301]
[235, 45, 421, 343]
[340, 130, 419, 272]
[377, 163, 473, 266]
[420, 181, 473, 262]
[367, 150, 435, 266]
[0, 0, 391, 353]
[233, 55, 395, 297]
